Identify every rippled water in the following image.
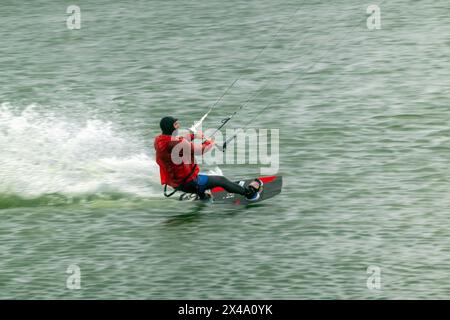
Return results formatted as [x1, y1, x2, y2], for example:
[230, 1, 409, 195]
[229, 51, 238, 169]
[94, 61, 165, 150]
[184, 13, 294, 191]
[1, 0, 450, 299]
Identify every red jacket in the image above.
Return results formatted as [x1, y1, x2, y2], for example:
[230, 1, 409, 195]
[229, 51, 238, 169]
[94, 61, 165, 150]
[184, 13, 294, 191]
[154, 133, 213, 188]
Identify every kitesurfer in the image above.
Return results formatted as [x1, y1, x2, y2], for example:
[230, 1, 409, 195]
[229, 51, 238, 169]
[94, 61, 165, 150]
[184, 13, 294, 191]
[154, 116, 262, 200]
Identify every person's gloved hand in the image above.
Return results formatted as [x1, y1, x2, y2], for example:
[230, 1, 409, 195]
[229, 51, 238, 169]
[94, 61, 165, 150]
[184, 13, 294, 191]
[204, 137, 215, 145]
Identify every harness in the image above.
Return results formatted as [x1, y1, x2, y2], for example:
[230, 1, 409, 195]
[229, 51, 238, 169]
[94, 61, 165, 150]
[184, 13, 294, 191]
[163, 164, 198, 198]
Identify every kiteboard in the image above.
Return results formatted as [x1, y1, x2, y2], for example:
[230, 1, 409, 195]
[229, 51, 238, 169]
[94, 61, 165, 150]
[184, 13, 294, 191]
[178, 175, 282, 205]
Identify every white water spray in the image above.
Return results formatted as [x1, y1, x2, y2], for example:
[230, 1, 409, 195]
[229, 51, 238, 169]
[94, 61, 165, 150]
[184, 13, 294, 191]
[0, 103, 160, 201]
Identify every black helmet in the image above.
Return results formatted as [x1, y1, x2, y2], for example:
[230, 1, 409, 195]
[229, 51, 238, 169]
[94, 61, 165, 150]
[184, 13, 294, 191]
[159, 116, 178, 135]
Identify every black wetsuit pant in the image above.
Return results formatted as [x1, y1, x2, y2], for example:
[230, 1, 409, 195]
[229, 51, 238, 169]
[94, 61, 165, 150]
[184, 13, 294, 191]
[180, 175, 247, 198]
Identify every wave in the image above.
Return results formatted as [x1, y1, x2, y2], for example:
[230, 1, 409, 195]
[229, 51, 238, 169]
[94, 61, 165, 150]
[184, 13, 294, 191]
[0, 103, 161, 209]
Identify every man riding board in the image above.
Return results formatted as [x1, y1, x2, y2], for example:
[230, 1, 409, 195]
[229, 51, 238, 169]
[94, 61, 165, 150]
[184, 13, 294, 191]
[154, 116, 262, 200]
